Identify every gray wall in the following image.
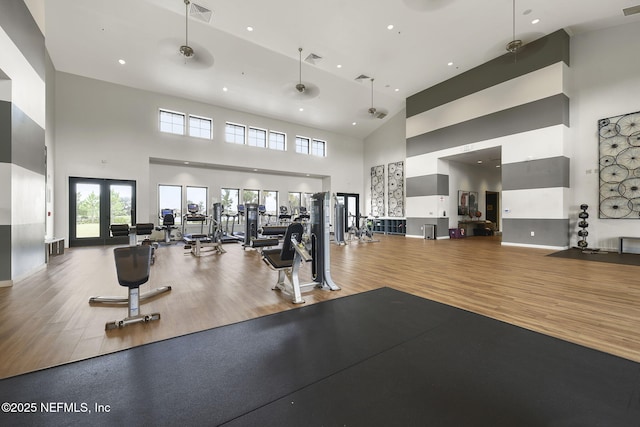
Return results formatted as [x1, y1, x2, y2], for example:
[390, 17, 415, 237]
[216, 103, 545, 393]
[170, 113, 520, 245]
[0, 1, 46, 283]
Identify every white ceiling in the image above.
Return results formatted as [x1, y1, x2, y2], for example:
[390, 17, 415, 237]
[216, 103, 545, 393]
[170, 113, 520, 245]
[33, 0, 640, 140]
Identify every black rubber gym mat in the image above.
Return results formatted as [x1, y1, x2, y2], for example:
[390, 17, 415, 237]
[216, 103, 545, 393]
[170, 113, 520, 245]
[1, 287, 638, 426]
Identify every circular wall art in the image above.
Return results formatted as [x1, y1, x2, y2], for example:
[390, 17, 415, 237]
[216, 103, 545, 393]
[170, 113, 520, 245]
[387, 161, 404, 217]
[599, 111, 640, 218]
[371, 165, 385, 216]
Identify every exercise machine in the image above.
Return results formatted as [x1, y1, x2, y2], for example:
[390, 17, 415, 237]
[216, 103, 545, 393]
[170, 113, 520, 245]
[278, 206, 291, 225]
[242, 203, 259, 247]
[96, 245, 171, 330]
[89, 244, 171, 327]
[109, 222, 158, 264]
[347, 213, 378, 243]
[181, 203, 224, 255]
[262, 191, 340, 303]
[155, 209, 177, 244]
[221, 210, 242, 243]
[333, 195, 346, 245]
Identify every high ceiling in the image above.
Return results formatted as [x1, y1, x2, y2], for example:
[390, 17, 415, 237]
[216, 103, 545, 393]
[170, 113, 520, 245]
[30, 0, 640, 139]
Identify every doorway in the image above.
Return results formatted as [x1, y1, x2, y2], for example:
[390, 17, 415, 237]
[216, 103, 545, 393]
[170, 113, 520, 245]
[485, 191, 499, 230]
[335, 192, 359, 233]
[69, 177, 136, 247]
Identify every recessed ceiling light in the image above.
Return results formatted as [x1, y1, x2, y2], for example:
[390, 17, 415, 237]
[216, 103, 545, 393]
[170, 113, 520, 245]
[531, 18, 540, 24]
[299, 107, 304, 112]
[477, 160, 483, 164]
[352, 122, 357, 126]
[387, 24, 394, 30]
[253, 169, 258, 172]
[394, 88, 399, 92]
[222, 87, 228, 92]
[496, 165, 501, 168]
[336, 64, 342, 68]
[247, 26, 254, 31]
[447, 62, 454, 66]
[118, 59, 126, 65]
[184, 161, 189, 165]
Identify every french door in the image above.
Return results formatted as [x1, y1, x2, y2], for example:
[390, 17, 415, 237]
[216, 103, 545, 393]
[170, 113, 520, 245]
[336, 192, 360, 232]
[69, 177, 136, 247]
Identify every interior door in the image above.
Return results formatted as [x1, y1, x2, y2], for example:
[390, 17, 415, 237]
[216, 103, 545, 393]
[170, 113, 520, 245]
[485, 191, 499, 229]
[69, 177, 136, 246]
[336, 192, 359, 232]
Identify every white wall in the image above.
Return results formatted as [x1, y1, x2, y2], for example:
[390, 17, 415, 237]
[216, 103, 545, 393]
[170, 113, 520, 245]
[362, 109, 406, 216]
[570, 21, 640, 250]
[53, 72, 364, 242]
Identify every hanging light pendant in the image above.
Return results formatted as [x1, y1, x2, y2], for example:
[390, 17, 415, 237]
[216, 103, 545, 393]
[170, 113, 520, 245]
[368, 78, 377, 116]
[506, 0, 522, 53]
[296, 48, 306, 93]
[180, 0, 195, 58]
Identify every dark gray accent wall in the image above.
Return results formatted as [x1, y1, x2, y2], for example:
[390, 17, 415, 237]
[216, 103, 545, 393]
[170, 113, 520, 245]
[407, 94, 570, 158]
[407, 217, 449, 238]
[406, 174, 449, 197]
[0, 101, 10, 163]
[407, 30, 570, 118]
[0, 225, 10, 281]
[502, 157, 570, 190]
[0, 1, 45, 81]
[502, 218, 570, 247]
[12, 104, 45, 175]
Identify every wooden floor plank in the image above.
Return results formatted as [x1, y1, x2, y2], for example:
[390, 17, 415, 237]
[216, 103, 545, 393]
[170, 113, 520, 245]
[1, 234, 640, 379]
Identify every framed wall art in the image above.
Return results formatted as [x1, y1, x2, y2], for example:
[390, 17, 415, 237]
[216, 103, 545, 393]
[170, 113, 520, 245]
[371, 165, 385, 217]
[388, 161, 404, 217]
[598, 110, 640, 218]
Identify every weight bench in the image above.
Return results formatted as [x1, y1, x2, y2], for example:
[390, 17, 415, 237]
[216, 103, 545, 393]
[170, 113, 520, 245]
[262, 222, 314, 304]
[94, 245, 171, 330]
[110, 223, 159, 263]
[183, 233, 225, 256]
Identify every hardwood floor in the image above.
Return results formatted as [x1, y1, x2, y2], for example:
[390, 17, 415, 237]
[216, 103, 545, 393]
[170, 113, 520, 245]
[1, 234, 640, 379]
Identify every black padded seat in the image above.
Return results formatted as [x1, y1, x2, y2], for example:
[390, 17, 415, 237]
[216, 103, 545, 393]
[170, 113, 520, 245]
[261, 225, 288, 236]
[110, 224, 130, 237]
[114, 245, 151, 288]
[135, 223, 154, 235]
[263, 223, 303, 270]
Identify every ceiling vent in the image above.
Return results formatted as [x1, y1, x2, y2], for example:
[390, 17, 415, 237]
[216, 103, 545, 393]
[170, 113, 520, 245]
[190, 2, 212, 23]
[354, 74, 370, 81]
[304, 53, 322, 65]
[623, 5, 640, 16]
[376, 112, 387, 120]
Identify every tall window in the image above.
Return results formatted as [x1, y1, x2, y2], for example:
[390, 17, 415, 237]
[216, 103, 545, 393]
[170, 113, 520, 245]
[189, 115, 212, 139]
[186, 186, 207, 215]
[269, 131, 286, 151]
[288, 192, 301, 215]
[159, 109, 185, 135]
[296, 136, 310, 154]
[302, 193, 313, 209]
[248, 127, 267, 148]
[243, 189, 259, 204]
[159, 185, 182, 224]
[221, 188, 240, 213]
[262, 190, 278, 215]
[312, 139, 326, 157]
[225, 122, 246, 144]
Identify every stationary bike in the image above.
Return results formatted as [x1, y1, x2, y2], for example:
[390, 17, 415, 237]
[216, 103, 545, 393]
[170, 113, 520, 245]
[347, 213, 377, 243]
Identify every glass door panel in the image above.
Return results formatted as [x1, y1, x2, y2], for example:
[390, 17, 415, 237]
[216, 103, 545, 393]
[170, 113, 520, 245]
[75, 183, 101, 238]
[110, 184, 133, 227]
[70, 177, 136, 247]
